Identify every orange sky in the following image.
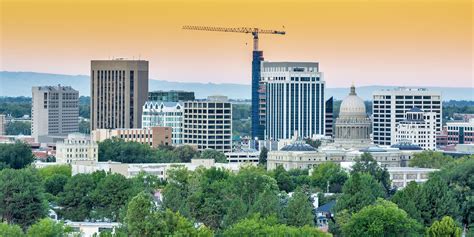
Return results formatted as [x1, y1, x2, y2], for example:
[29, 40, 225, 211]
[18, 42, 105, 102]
[1, 0, 472, 87]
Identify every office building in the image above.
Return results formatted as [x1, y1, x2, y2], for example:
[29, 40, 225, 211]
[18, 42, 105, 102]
[251, 50, 265, 140]
[91, 126, 172, 148]
[225, 149, 260, 163]
[142, 101, 184, 145]
[372, 88, 442, 146]
[0, 114, 5, 135]
[395, 108, 437, 150]
[32, 85, 79, 143]
[446, 119, 474, 145]
[262, 62, 325, 140]
[90, 59, 148, 130]
[183, 96, 232, 152]
[56, 133, 98, 164]
[148, 90, 195, 102]
[325, 97, 334, 137]
[334, 85, 371, 149]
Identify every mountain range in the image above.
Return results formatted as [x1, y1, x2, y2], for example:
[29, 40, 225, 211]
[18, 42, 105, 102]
[1, 71, 473, 101]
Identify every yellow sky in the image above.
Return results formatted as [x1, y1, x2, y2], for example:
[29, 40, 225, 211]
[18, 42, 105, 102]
[1, 0, 472, 87]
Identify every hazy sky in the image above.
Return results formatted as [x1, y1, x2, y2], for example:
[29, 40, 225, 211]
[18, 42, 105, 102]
[1, 0, 472, 87]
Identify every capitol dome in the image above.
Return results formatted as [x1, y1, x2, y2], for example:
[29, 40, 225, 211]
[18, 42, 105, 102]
[339, 85, 366, 119]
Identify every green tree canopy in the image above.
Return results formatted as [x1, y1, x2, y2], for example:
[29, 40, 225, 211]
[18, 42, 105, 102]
[259, 146, 268, 166]
[0, 223, 25, 237]
[409, 151, 455, 169]
[336, 172, 385, 214]
[43, 174, 69, 196]
[26, 218, 68, 237]
[0, 142, 34, 170]
[390, 181, 423, 222]
[286, 188, 314, 227]
[0, 168, 47, 229]
[342, 199, 423, 237]
[419, 174, 459, 225]
[351, 152, 391, 194]
[5, 121, 31, 136]
[311, 162, 348, 193]
[37, 164, 71, 180]
[426, 216, 462, 237]
[58, 173, 96, 221]
[200, 149, 228, 163]
[272, 165, 294, 193]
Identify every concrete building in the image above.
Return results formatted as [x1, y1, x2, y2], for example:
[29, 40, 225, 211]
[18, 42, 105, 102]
[90, 59, 148, 130]
[148, 90, 195, 102]
[334, 85, 371, 149]
[325, 97, 334, 137]
[56, 133, 98, 164]
[92, 126, 172, 148]
[387, 167, 438, 189]
[446, 118, 474, 145]
[262, 62, 325, 140]
[32, 85, 79, 143]
[225, 149, 260, 163]
[267, 142, 423, 171]
[66, 222, 120, 237]
[372, 88, 442, 146]
[183, 96, 232, 152]
[142, 101, 184, 145]
[395, 108, 437, 150]
[0, 114, 5, 135]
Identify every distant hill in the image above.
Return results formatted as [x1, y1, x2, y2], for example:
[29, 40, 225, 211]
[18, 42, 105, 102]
[1, 71, 473, 101]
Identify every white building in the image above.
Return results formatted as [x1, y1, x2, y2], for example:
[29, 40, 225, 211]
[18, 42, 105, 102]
[395, 107, 437, 150]
[66, 221, 120, 237]
[55, 133, 98, 164]
[32, 85, 79, 143]
[225, 149, 260, 163]
[262, 62, 325, 140]
[142, 101, 184, 145]
[446, 118, 474, 145]
[387, 167, 438, 189]
[183, 96, 232, 152]
[372, 88, 442, 146]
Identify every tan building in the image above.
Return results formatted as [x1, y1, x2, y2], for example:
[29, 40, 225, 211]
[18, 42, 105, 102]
[32, 85, 79, 143]
[92, 126, 172, 148]
[90, 59, 148, 130]
[0, 114, 5, 135]
[56, 133, 98, 164]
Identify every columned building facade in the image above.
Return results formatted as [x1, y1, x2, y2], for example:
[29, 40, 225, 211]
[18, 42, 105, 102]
[263, 62, 325, 140]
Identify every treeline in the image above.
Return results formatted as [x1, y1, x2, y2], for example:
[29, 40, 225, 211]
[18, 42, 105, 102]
[0, 96, 90, 118]
[99, 138, 228, 163]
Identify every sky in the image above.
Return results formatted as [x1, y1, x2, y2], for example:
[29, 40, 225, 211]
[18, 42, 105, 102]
[1, 0, 472, 88]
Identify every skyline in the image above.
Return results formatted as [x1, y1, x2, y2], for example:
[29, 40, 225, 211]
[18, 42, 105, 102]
[1, 0, 473, 88]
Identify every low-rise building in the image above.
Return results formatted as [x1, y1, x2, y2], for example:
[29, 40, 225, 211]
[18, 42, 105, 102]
[225, 149, 260, 163]
[395, 107, 437, 150]
[91, 126, 172, 148]
[387, 167, 438, 189]
[446, 118, 474, 145]
[56, 133, 98, 164]
[65, 221, 120, 237]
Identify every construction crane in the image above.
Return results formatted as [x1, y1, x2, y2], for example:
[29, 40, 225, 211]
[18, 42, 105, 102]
[182, 25, 285, 51]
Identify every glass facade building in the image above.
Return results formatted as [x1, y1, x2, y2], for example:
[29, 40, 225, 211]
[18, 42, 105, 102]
[142, 101, 184, 145]
[148, 90, 195, 102]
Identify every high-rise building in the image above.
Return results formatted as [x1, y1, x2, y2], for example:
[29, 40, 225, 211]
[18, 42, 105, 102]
[56, 133, 98, 164]
[252, 51, 265, 140]
[372, 88, 442, 146]
[32, 85, 79, 143]
[0, 114, 5, 136]
[395, 108, 437, 150]
[148, 90, 195, 102]
[90, 59, 149, 130]
[183, 96, 232, 152]
[325, 97, 334, 137]
[142, 101, 184, 145]
[262, 62, 325, 140]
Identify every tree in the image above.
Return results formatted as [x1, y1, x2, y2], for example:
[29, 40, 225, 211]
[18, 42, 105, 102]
[305, 138, 321, 149]
[336, 172, 385, 214]
[26, 218, 68, 237]
[390, 181, 423, 222]
[98, 138, 157, 163]
[172, 145, 199, 163]
[0, 223, 25, 237]
[91, 173, 134, 221]
[342, 199, 423, 237]
[419, 174, 458, 225]
[259, 146, 268, 166]
[0, 168, 47, 229]
[126, 192, 212, 237]
[37, 164, 71, 180]
[426, 216, 462, 237]
[410, 151, 455, 169]
[286, 188, 314, 227]
[0, 142, 34, 170]
[311, 162, 348, 193]
[351, 152, 391, 194]
[272, 165, 294, 192]
[162, 167, 192, 217]
[223, 215, 329, 236]
[5, 121, 31, 135]
[58, 173, 96, 221]
[44, 174, 69, 196]
[200, 149, 227, 163]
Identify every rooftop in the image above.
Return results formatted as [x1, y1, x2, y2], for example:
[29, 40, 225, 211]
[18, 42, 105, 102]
[281, 142, 317, 152]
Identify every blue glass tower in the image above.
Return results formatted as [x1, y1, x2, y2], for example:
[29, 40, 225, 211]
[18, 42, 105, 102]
[251, 50, 264, 140]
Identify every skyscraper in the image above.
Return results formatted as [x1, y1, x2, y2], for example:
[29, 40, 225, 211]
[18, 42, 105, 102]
[372, 88, 442, 146]
[90, 59, 149, 130]
[325, 97, 334, 137]
[251, 51, 264, 140]
[263, 62, 325, 140]
[31, 85, 79, 143]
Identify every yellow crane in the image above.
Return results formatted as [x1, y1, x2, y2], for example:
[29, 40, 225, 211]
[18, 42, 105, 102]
[182, 25, 285, 51]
